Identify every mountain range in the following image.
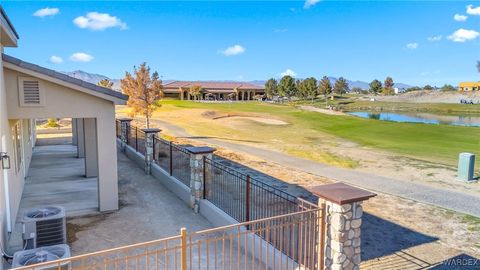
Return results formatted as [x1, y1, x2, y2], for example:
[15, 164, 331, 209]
[64, 70, 413, 91]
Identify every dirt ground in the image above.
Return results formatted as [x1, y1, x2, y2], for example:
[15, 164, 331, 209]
[168, 135, 480, 269]
[128, 106, 480, 197]
[376, 90, 480, 104]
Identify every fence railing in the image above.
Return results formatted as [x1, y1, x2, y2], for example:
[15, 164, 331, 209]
[12, 208, 324, 270]
[115, 120, 121, 139]
[203, 157, 315, 223]
[153, 136, 191, 187]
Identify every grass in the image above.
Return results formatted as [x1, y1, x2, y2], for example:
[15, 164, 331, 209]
[119, 100, 480, 168]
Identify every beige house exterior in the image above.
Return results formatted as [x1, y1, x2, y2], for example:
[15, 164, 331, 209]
[0, 5, 127, 258]
[163, 81, 265, 100]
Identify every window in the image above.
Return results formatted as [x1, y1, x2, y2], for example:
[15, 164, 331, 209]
[12, 123, 22, 173]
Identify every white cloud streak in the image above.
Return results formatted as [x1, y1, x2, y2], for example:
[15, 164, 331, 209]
[49, 56, 63, 64]
[304, 0, 321, 9]
[69, 53, 94, 62]
[454, 14, 468, 21]
[466, 4, 480, 15]
[427, 35, 442, 41]
[406, 43, 419, 49]
[33, 8, 59, 17]
[447, 28, 480, 42]
[73, 12, 128, 31]
[280, 69, 297, 77]
[219, 45, 246, 56]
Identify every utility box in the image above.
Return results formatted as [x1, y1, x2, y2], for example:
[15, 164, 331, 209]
[458, 153, 476, 182]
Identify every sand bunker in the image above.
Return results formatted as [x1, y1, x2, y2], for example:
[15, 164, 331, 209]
[220, 116, 289, 125]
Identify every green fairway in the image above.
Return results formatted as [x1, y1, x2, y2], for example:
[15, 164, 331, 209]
[155, 100, 480, 168]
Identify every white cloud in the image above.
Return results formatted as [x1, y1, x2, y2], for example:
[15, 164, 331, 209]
[406, 42, 419, 49]
[280, 69, 297, 77]
[447, 28, 480, 42]
[466, 4, 480, 15]
[49, 56, 63, 64]
[219, 45, 245, 56]
[427, 35, 442, 41]
[304, 0, 321, 9]
[33, 8, 59, 17]
[69, 53, 94, 62]
[454, 14, 468, 21]
[73, 12, 128, 31]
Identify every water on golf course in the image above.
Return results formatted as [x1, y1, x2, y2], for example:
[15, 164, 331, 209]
[348, 111, 480, 127]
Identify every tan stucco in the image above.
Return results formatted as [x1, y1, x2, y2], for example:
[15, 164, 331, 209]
[3, 67, 120, 218]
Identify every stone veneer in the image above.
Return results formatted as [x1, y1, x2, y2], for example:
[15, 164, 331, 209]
[324, 200, 363, 270]
[187, 147, 215, 213]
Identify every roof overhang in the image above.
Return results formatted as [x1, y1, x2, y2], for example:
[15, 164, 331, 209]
[2, 54, 128, 104]
[1, 6, 19, 47]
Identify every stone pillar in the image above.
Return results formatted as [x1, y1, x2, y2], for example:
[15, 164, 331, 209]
[118, 118, 133, 153]
[142, 128, 161, 174]
[185, 146, 216, 213]
[309, 183, 376, 270]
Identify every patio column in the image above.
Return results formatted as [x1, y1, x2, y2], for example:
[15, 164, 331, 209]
[185, 146, 216, 213]
[76, 118, 85, 158]
[142, 128, 161, 174]
[72, 118, 78, 146]
[84, 118, 98, 178]
[309, 183, 376, 270]
[97, 112, 119, 212]
[118, 118, 133, 153]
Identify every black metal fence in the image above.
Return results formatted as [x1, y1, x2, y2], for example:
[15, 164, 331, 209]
[118, 121, 319, 223]
[203, 157, 314, 223]
[115, 120, 121, 139]
[152, 136, 191, 187]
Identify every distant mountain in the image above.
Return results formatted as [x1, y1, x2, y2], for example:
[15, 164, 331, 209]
[63, 70, 121, 90]
[63, 70, 413, 92]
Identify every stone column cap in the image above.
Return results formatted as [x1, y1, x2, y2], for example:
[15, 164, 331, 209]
[308, 183, 376, 205]
[141, 128, 162, 133]
[118, 118, 133, 122]
[185, 146, 216, 154]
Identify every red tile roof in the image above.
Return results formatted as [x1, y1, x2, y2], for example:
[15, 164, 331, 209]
[164, 81, 264, 91]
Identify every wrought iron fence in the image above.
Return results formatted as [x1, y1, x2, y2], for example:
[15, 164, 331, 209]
[115, 120, 121, 139]
[171, 143, 191, 187]
[203, 157, 314, 223]
[127, 125, 138, 151]
[153, 136, 172, 173]
[12, 208, 324, 270]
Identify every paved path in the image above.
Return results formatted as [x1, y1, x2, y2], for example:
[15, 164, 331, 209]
[150, 118, 480, 217]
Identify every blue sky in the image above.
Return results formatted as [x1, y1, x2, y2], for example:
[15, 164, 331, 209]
[2, 1, 480, 86]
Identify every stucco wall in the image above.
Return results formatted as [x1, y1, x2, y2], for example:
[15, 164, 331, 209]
[1, 67, 120, 234]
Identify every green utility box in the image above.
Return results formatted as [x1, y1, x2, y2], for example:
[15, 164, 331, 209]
[458, 153, 476, 182]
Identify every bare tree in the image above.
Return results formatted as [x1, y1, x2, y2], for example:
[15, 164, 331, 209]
[121, 63, 163, 128]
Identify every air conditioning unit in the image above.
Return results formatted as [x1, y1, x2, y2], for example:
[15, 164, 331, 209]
[22, 206, 67, 250]
[12, 244, 71, 270]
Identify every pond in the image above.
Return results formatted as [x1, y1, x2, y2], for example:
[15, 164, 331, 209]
[347, 111, 480, 127]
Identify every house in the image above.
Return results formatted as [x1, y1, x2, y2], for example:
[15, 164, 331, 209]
[163, 81, 265, 100]
[0, 5, 127, 257]
[458, 82, 480, 91]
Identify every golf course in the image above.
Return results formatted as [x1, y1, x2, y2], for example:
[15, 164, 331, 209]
[117, 100, 480, 170]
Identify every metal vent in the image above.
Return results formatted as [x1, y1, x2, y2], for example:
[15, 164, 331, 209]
[12, 244, 71, 270]
[22, 80, 41, 104]
[22, 206, 67, 249]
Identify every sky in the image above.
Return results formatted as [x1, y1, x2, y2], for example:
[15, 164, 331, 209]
[2, 1, 480, 86]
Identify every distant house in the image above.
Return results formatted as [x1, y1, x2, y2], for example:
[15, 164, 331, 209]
[163, 81, 265, 100]
[458, 82, 480, 91]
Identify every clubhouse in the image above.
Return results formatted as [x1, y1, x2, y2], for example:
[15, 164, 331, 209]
[163, 81, 265, 100]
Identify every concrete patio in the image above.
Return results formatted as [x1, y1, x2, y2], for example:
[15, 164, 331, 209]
[66, 148, 213, 255]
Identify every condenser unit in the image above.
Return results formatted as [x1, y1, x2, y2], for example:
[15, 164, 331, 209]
[12, 244, 71, 270]
[22, 206, 67, 249]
